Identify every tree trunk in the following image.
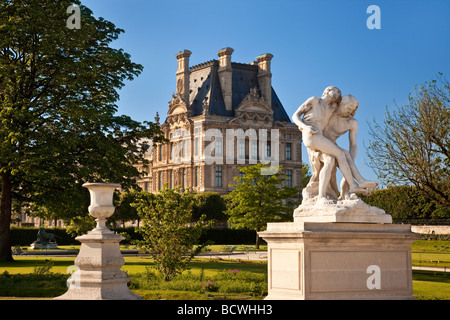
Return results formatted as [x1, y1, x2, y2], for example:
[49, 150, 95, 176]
[0, 171, 14, 262]
[255, 231, 260, 249]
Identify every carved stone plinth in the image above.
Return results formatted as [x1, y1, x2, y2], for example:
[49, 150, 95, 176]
[258, 222, 419, 300]
[54, 183, 142, 300]
[55, 229, 141, 300]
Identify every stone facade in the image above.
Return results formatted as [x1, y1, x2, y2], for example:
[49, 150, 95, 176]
[13, 210, 66, 228]
[137, 48, 302, 195]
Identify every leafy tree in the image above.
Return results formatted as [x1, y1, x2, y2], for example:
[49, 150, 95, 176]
[132, 187, 206, 281]
[367, 74, 449, 207]
[112, 189, 141, 228]
[192, 192, 227, 223]
[0, 0, 165, 261]
[224, 164, 301, 248]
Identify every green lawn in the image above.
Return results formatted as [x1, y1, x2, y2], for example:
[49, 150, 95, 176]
[0, 256, 267, 300]
[412, 240, 450, 268]
[0, 256, 75, 274]
[412, 240, 450, 252]
[1, 240, 449, 300]
[413, 270, 450, 300]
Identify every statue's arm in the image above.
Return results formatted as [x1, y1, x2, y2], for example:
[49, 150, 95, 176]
[292, 97, 318, 134]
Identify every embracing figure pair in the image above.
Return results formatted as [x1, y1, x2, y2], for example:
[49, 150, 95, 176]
[293, 86, 377, 205]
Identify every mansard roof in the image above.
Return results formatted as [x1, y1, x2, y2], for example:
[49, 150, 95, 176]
[188, 60, 291, 122]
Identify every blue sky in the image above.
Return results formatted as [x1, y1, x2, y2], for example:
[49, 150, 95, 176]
[81, 0, 450, 185]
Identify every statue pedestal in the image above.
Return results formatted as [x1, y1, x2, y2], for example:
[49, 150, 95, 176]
[55, 229, 142, 300]
[294, 198, 392, 224]
[258, 222, 419, 300]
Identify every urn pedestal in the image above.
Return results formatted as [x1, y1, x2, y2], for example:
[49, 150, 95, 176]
[259, 221, 419, 300]
[55, 183, 142, 300]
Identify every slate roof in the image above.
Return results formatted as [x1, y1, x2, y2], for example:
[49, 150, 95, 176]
[188, 60, 291, 122]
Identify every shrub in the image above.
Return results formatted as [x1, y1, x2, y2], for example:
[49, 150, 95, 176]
[132, 187, 207, 281]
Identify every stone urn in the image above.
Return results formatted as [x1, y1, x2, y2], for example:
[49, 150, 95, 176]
[54, 182, 142, 300]
[84, 182, 120, 233]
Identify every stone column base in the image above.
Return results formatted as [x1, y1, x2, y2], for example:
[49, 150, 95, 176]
[54, 230, 142, 300]
[258, 222, 420, 300]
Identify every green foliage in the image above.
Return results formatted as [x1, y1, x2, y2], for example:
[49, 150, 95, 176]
[33, 259, 54, 276]
[132, 187, 207, 281]
[360, 185, 450, 221]
[367, 73, 450, 207]
[0, 0, 166, 261]
[224, 164, 300, 248]
[111, 190, 227, 229]
[65, 215, 95, 238]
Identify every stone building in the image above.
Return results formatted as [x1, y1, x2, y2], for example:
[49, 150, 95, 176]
[12, 211, 66, 228]
[137, 48, 302, 194]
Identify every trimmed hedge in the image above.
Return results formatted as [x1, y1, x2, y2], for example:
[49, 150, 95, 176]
[199, 228, 265, 245]
[360, 186, 450, 221]
[10, 226, 448, 247]
[113, 227, 264, 246]
[419, 234, 450, 241]
[9, 226, 264, 246]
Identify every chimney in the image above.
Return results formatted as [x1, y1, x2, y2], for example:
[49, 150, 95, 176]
[256, 53, 273, 106]
[175, 50, 192, 105]
[217, 47, 234, 111]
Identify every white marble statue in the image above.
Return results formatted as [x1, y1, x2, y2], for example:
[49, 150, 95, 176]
[293, 87, 377, 206]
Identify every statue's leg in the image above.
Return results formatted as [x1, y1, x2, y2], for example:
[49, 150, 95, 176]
[329, 162, 339, 199]
[303, 133, 369, 195]
[316, 154, 336, 205]
[342, 149, 378, 189]
[307, 148, 320, 184]
[338, 177, 351, 200]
